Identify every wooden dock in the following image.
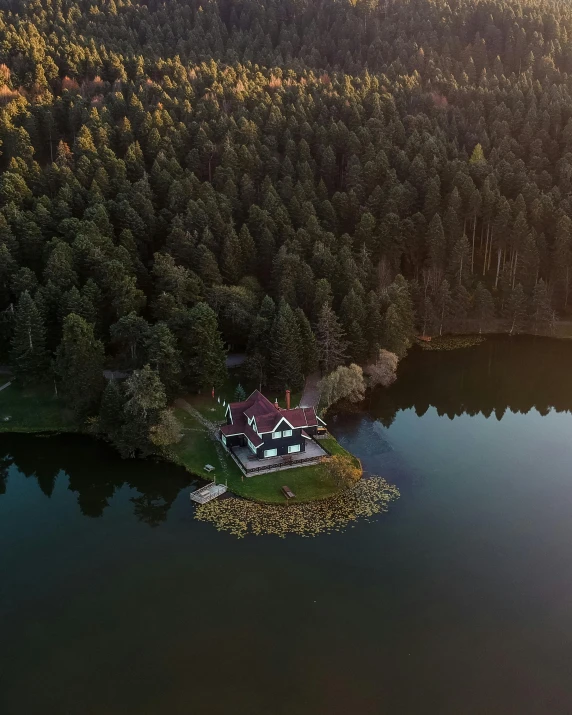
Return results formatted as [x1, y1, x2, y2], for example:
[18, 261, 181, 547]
[190, 483, 227, 504]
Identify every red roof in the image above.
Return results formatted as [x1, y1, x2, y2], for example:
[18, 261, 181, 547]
[221, 390, 320, 442]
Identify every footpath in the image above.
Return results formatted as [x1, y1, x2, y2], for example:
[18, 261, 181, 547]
[299, 373, 321, 408]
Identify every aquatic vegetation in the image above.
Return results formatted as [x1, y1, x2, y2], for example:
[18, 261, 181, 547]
[194, 477, 399, 538]
[417, 335, 486, 351]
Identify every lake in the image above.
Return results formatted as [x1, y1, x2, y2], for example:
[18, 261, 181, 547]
[2, 335, 572, 714]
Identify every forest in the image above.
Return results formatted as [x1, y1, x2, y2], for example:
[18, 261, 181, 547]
[1, 0, 572, 452]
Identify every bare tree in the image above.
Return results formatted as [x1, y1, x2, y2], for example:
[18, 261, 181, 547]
[364, 349, 399, 389]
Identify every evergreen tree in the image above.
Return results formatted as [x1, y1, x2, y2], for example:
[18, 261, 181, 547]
[434, 280, 453, 336]
[382, 304, 411, 358]
[312, 278, 334, 322]
[119, 365, 170, 457]
[234, 383, 246, 402]
[295, 307, 319, 377]
[451, 284, 471, 331]
[365, 291, 384, 360]
[182, 302, 227, 391]
[145, 322, 181, 397]
[10, 291, 49, 384]
[269, 301, 303, 390]
[316, 304, 347, 374]
[473, 283, 495, 334]
[531, 279, 553, 335]
[97, 378, 127, 445]
[340, 289, 367, 363]
[55, 313, 105, 418]
[504, 284, 528, 336]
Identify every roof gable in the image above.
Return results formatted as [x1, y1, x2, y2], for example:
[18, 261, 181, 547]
[223, 390, 323, 439]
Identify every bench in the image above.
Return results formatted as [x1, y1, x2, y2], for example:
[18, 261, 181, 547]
[204, 464, 215, 473]
[282, 486, 296, 499]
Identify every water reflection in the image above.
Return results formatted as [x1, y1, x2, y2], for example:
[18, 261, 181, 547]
[0, 433, 191, 525]
[1, 336, 569, 524]
[365, 335, 572, 427]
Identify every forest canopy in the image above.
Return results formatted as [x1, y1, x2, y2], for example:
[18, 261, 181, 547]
[1, 0, 571, 438]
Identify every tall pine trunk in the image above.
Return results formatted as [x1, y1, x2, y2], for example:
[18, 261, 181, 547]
[494, 247, 502, 289]
[471, 218, 477, 273]
[512, 251, 518, 289]
[483, 224, 490, 275]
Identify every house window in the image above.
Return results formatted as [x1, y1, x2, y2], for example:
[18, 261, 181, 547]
[221, 434, 227, 446]
[264, 448, 278, 458]
[282, 429, 292, 437]
[288, 444, 301, 454]
[272, 431, 281, 439]
[247, 438, 256, 453]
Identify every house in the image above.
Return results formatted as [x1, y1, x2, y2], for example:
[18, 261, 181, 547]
[219, 389, 326, 460]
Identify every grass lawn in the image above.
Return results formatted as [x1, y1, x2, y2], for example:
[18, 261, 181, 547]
[171, 407, 243, 482]
[319, 434, 362, 469]
[228, 462, 343, 503]
[0, 381, 77, 433]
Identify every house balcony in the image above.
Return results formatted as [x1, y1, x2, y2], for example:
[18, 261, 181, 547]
[226, 439, 329, 476]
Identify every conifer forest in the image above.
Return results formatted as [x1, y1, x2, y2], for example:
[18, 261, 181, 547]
[1, 0, 572, 443]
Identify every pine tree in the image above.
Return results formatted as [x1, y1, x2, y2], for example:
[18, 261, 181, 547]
[504, 284, 528, 336]
[244, 295, 275, 390]
[55, 313, 105, 418]
[312, 278, 334, 322]
[381, 302, 412, 358]
[97, 378, 127, 445]
[10, 291, 49, 384]
[295, 307, 319, 376]
[110, 312, 150, 368]
[146, 322, 181, 397]
[427, 214, 446, 278]
[234, 383, 246, 402]
[316, 304, 347, 374]
[365, 291, 384, 360]
[434, 279, 453, 336]
[340, 289, 367, 363]
[269, 301, 303, 390]
[119, 365, 170, 457]
[386, 275, 415, 349]
[531, 279, 553, 335]
[183, 302, 227, 391]
[451, 284, 471, 331]
[469, 143, 486, 164]
[473, 283, 495, 334]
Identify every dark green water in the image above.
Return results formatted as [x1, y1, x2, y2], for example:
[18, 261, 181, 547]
[2, 336, 572, 714]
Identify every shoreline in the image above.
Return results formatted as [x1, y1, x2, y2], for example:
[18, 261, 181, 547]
[2, 330, 567, 505]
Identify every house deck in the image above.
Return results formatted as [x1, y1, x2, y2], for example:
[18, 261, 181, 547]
[229, 439, 328, 476]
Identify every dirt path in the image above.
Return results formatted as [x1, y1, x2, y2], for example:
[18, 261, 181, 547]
[174, 398, 231, 480]
[299, 372, 321, 408]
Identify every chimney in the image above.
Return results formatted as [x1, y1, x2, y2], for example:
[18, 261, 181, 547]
[274, 398, 280, 411]
[285, 389, 291, 410]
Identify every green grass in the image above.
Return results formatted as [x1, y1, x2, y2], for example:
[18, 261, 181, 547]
[319, 434, 362, 468]
[171, 407, 243, 482]
[0, 381, 77, 433]
[228, 462, 343, 503]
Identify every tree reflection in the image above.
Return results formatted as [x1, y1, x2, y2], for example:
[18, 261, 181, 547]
[365, 336, 572, 424]
[0, 453, 11, 495]
[0, 433, 191, 525]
